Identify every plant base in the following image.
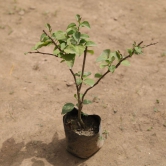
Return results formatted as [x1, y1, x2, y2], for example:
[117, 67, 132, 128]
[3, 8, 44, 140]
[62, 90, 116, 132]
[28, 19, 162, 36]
[63, 108, 104, 159]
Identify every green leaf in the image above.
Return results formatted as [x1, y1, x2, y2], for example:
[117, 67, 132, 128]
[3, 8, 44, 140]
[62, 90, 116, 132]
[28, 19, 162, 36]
[64, 45, 76, 54]
[61, 54, 75, 68]
[53, 48, 60, 55]
[107, 56, 115, 65]
[70, 38, 77, 45]
[75, 45, 86, 56]
[86, 41, 96, 47]
[75, 103, 78, 108]
[75, 71, 91, 77]
[61, 103, 75, 114]
[64, 45, 85, 56]
[116, 50, 122, 60]
[108, 52, 116, 61]
[80, 34, 89, 39]
[76, 78, 82, 85]
[121, 60, 130, 66]
[67, 38, 77, 45]
[60, 59, 65, 63]
[67, 38, 72, 45]
[73, 31, 81, 42]
[40, 33, 49, 42]
[127, 49, 133, 56]
[60, 43, 66, 50]
[67, 23, 76, 29]
[95, 73, 102, 78]
[109, 65, 116, 73]
[74, 94, 77, 99]
[80, 93, 83, 99]
[74, 93, 83, 100]
[83, 72, 91, 78]
[52, 31, 66, 41]
[67, 29, 74, 36]
[75, 71, 81, 77]
[83, 78, 95, 87]
[83, 99, 92, 104]
[79, 39, 87, 45]
[33, 41, 52, 50]
[96, 49, 110, 62]
[58, 53, 64, 58]
[97, 56, 107, 62]
[134, 47, 143, 55]
[133, 41, 137, 47]
[87, 50, 94, 55]
[46, 23, 52, 33]
[66, 26, 77, 35]
[80, 21, 90, 28]
[100, 64, 108, 69]
[76, 14, 81, 22]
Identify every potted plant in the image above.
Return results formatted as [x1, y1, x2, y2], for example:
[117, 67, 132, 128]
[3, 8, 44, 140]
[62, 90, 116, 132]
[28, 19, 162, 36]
[26, 14, 157, 158]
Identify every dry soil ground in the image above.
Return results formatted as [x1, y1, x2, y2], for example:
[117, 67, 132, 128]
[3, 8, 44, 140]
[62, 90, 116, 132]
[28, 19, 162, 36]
[0, 0, 166, 166]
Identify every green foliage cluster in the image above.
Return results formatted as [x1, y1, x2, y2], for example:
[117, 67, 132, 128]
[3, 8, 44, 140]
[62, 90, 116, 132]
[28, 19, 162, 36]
[33, 14, 95, 68]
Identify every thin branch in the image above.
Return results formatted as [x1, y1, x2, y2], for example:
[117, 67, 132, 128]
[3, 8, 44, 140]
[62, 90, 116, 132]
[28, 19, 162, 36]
[116, 41, 158, 68]
[28, 51, 58, 57]
[116, 41, 143, 68]
[82, 69, 110, 102]
[81, 47, 88, 79]
[69, 69, 79, 94]
[142, 42, 158, 48]
[138, 41, 143, 46]
[43, 30, 63, 52]
[82, 41, 158, 102]
[115, 54, 131, 68]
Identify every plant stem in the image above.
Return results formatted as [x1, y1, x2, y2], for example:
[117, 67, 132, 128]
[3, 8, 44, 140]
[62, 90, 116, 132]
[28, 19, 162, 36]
[69, 47, 88, 128]
[79, 46, 88, 91]
[69, 69, 85, 128]
[75, 47, 88, 127]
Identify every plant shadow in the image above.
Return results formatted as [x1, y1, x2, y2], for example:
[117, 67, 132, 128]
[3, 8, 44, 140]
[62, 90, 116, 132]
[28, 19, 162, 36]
[0, 133, 87, 166]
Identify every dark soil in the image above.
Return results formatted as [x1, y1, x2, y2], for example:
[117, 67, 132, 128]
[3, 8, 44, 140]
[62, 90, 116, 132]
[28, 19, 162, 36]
[64, 109, 100, 136]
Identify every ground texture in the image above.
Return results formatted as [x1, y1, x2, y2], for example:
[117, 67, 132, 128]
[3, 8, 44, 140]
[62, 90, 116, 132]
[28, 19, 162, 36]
[0, 0, 166, 166]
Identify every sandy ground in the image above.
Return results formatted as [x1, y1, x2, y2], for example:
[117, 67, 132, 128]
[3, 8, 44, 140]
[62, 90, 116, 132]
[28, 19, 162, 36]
[0, 0, 166, 166]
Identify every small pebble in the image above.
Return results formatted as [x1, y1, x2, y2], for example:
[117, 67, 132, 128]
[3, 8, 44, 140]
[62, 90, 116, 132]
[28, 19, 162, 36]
[113, 110, 117, 114]
[29, 7, 36, 10]
[66, 81, 74, 86]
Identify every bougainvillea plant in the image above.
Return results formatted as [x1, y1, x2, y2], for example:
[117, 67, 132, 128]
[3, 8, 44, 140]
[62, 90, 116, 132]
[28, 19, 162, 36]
[26, 14, 157, 128]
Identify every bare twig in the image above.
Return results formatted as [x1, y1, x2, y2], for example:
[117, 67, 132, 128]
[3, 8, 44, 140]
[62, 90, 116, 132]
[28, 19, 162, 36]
[28, 51, 58, 57]
[142, 42, 158, 48]
[69, 69, 80, 109]
[138, 41, 143, 46]
[69, 69, 78, 90]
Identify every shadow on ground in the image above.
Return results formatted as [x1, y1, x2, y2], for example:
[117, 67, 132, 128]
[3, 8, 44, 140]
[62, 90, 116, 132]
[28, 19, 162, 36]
[0, 133, 86, 166]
